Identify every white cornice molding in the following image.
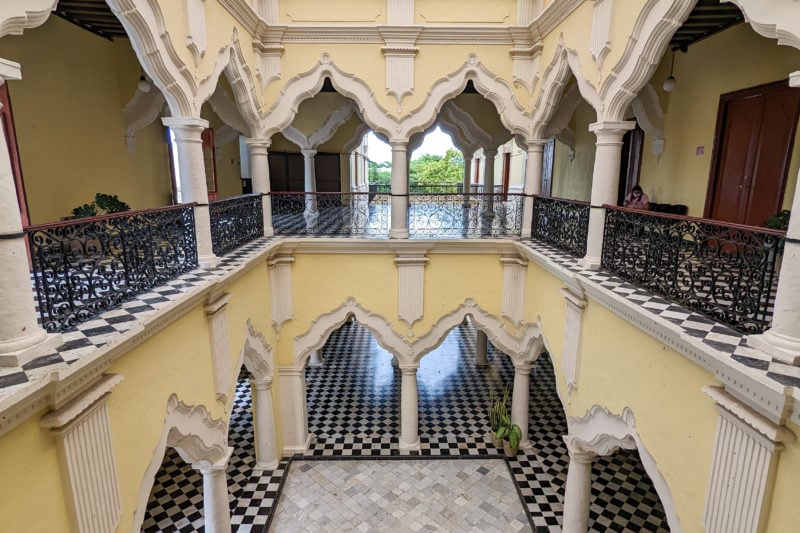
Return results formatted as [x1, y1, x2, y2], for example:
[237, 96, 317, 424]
[0, 1, 57, 39]
[703, 386, 796, 444]
[39, 374, 124, 429]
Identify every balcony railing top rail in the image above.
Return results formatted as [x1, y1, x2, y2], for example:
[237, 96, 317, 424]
[531, 195, 590, 257]
[209, 193, 264, 256]
[26, 204, 199, 333]
[601, 204, 785, 334]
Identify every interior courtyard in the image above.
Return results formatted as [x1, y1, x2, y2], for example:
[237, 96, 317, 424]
[0, 1, 799, 532]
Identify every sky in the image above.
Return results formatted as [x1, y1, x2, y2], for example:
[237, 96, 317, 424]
[366, 126, 456, 163]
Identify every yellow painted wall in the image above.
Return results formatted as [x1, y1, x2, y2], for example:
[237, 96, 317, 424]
[766, 420, 800, 531]
[639, 24, 800, 216]
[0, 410, 72, 531]
[280, 0, 386, 24]
[0, 17, 172, 223]
[416, 0, 516, 25]
[551, 100, 595, 201]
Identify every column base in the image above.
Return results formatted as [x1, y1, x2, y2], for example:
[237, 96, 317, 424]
[389, 229, 409, 239]
[520, 228, 532, 239]
[519, 439, 533, 451]
[0, 332, 62, 368]
[399, 438, 420, 452]
[264, 227, 275, 238]
[199, 254, 220, 269]
[255, 458, 281, 471]
[283, 433, 313, 456]
[577, 255, 602, 271]
[748, 330, 800, 366]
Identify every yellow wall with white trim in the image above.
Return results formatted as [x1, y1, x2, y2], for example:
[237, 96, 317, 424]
[551, 100, 595, 201]
[766, 420, 800, 531]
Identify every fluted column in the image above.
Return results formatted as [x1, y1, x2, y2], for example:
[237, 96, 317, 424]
[399, 364, 420, 451]
[162, 117, 218, 268]
[562, 444, 595, 533]
[0, 67, 55, 366]
[301, 149, 318, 227]
[245, 138, 274, 237]
[193, 447, 233, 533]
[521, 140, 546, 239]
[579, 121, 636, 270]
[390, 140, 409, 239]
[475, 330, 489, 367]
[511, 362, 533, 449]
[250, 378, 279, 470]
[482, 149, 498, 218]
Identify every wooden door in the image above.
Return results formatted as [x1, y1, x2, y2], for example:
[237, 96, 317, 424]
[706, 80, 800, 226]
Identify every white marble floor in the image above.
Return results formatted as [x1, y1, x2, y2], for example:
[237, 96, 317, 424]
[271, 458, 530, 532]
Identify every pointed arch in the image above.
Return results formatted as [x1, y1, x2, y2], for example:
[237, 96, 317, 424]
[238, 320, 274, 382]
[600, 0, 696, 121]
[0, 0, 57, 39]
[131, 395, 228, 532]
[566, 405, 682, 531]
[340, 120, 371, 154]
[728, 0, 800, 51]
[216, 30, 265, 137]
[531, 37, 600, 139]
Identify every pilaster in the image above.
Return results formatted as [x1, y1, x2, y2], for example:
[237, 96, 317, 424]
[277, 366, 311, 454]
[204, 293, 234, 402]
[395, 249, 429, 327]
[501, 255, 527, 325]
[560, 288, 588, 397]
[268, 253, 295, 332]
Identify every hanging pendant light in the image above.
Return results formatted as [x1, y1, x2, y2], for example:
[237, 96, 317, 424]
[663, 51, 677, 92]
[137, 69, 151, 93]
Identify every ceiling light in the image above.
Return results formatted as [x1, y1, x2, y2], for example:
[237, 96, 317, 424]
[137, 70, 151, 93]
[663, 51, 677, 92]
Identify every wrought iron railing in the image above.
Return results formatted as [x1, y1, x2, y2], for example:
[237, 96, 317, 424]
[272, 192, 390, 237]
[26, 204, 198, 332]
[531, 196, 590, 257]
[601, 205, 785, 334]
[368, 183, 465, 194]
[209, 193, 264, 255]
[408, 193, 523, 238]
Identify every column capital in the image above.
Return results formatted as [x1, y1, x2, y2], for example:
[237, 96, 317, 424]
[563, 436, 598, 463]
[193, 446, 233, 475]
[513, 361, 535, 374]
[399, 363, 419, 373]
[161, 116, 209, 131]
[246, 137, 272, 151]
[589, 120, 636, 138]
[525, 139, 549, 151]
[484, 148, 498, 158]
[300, 148, 317, 159]
[249, 377, 274, 390]
[390, 139, 409, 150]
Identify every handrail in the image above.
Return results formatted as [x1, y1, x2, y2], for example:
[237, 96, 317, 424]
[24, 202, 199, 232]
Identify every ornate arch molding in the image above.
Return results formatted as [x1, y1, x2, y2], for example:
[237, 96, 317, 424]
[131, 394, 228, 532]
[600, 0, 696, 122]
[293, 297, 544, 368]
[283, 100, 357, 150]
[0, 1, 57, 39]
[441, 100, 500, 152]
[726, 0, 800, 51]
[123, 88, 167, 151]
[261, 54, 398, 140]
[216, 30, 264, 136]
[237, 320, 274, 383]
[340, 121, 371, 154]
[531, 38, 600, 139]
[566, 405, 681, 531]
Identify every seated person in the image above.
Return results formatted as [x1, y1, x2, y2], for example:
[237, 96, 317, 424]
[624, 185, 650, 210]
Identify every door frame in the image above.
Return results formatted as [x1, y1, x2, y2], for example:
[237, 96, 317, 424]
[703, 79, 797, 220]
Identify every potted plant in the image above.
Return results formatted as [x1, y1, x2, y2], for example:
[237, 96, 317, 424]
[487, 387, 509, 448]
[496, 417, 522, 458]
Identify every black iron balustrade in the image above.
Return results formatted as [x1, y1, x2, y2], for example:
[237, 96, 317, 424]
[409, 193, 523, 238]
[209, 193, 264, 255]
[601, 205, 785, 334]
[272, 192, 390, 237]
[368, 183, 464, 194]
[26, 204, 198, 333]
[532, 196, 590, 257]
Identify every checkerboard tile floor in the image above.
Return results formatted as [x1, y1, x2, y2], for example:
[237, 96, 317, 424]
[140, 320, 669, 531]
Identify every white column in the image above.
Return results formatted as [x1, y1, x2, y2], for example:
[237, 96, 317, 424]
[0, 66, 55, 366]
[194, 447, 233, 533]
[475, 330, 489, 367]
[308, 350, 323, 367]
[562, 444, 595, 533]
[390, 140, 409, 238]
[579, 121, 636, 270]
[301, 149, 318, 226]
[521, 140, 546, 239]
[511, 362, 533, 450]
[482, 149, 498, 218]
[278, 366, 311, 454]
[250, 378, 279, 470]
[162, 117, 218, 268]
[702, 386, 796, 533]
[399, 364, 420, 451]
[246, 138, 274, 237]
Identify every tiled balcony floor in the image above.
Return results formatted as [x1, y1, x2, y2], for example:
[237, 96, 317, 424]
[141, 321, 669, 532]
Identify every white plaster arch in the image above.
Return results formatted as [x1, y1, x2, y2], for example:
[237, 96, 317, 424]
[531, 38, 600, 139]
[216, 30, 264, 137]
[728, 0, 800, 51]
[0, 1, 57, 39]
[600, 0, 696, 122]
[131, 394, 228, 532]
[237, 320, 274, 383]
[340, 121, 371, 154]
[566, 405, 682, 532]
[441, 99, 500, 152]
[123, 87, 166, 151]
[629, 83, 665, 144]
[209, 87, 250, 137]
[283, 100, 357, 150]
[293, 297, 544, 368]
[544, 84, 582, 140]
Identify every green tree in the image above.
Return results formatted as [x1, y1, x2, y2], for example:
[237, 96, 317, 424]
[368, 160, 391, 185]
[409, 148, 464, 186]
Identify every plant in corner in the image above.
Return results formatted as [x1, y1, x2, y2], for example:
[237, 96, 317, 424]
[488, 386, 510, 448]
[496, 415, 522, 458]
[69, 193, 131, 219]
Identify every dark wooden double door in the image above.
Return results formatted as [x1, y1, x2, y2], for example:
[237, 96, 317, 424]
[706, 80, 800, 226]
[267, 152, 341, 192]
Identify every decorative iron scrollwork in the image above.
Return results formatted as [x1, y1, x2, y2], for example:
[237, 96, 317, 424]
[209, 194, 264, 256]
[272, 192, 390, 237]
[409, 193, 523, 238]
[602, 206, 784, 334]
[532, 196, 590, 257]
[27, 205, 198, 332]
